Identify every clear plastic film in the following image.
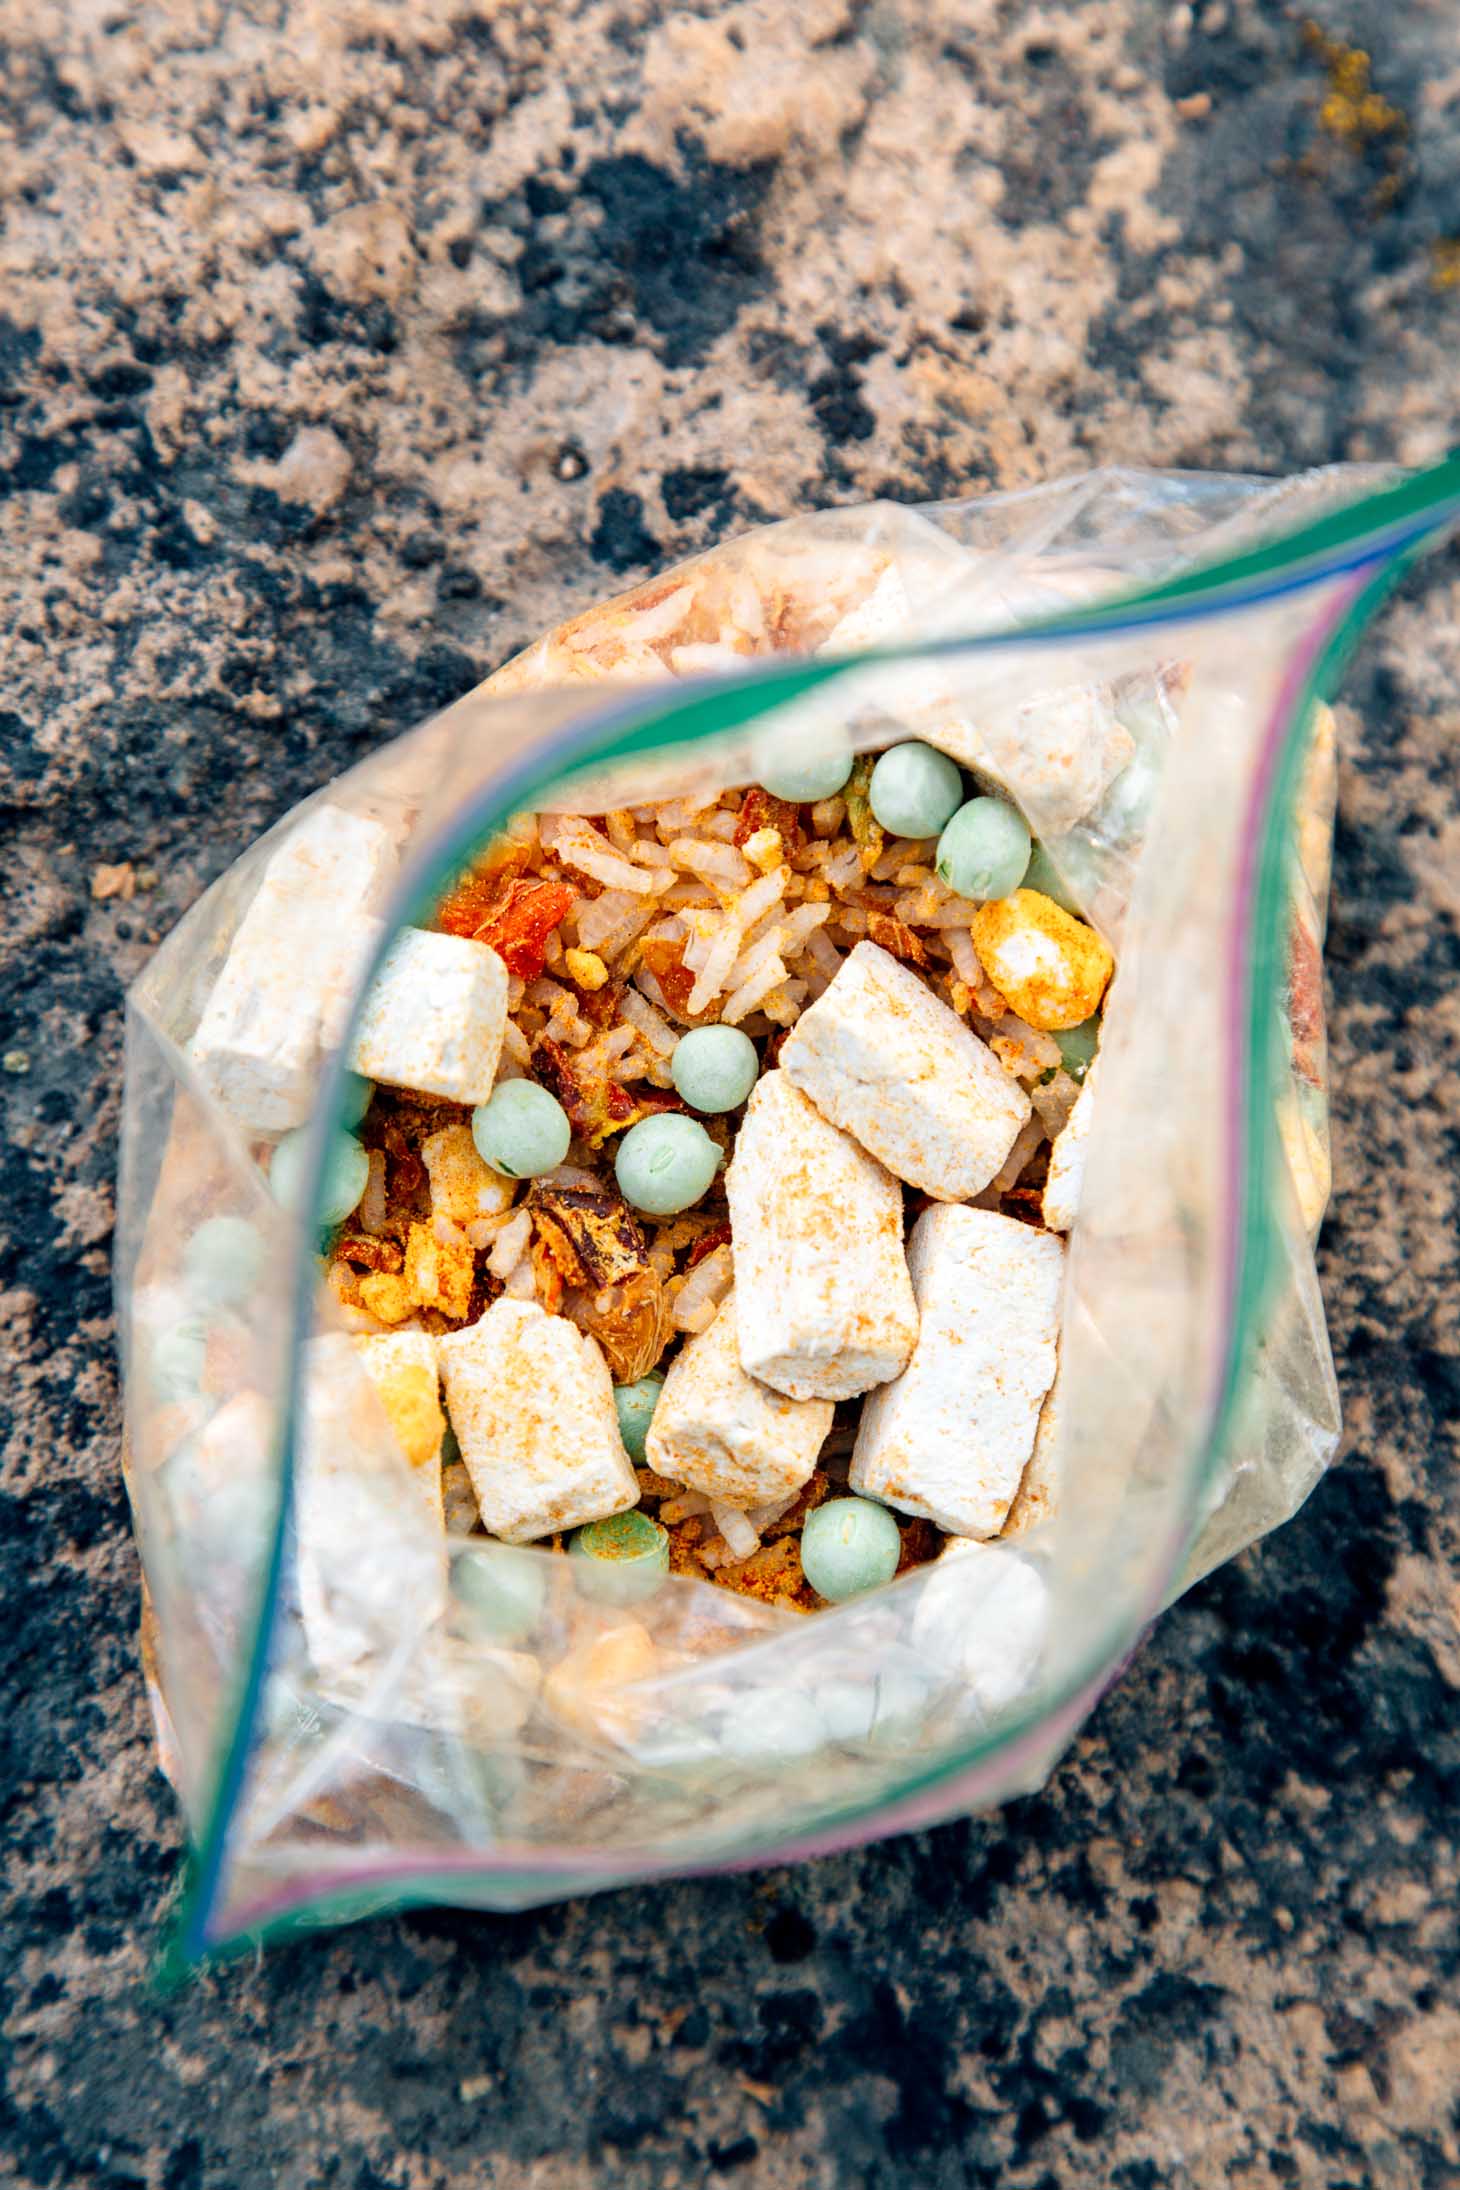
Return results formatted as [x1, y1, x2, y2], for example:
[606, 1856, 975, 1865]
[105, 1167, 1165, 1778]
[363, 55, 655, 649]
[115, 461, 1460, 1962]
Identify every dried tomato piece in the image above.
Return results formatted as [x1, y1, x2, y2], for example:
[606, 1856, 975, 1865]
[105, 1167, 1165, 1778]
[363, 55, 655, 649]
[867, 910, 930, 967]
[334, 1233, 404, 1274]
[435, 839, 535, 938]
[534, 1036, 685, 1147]
[532, 1035, 593, 1133]
[733, 785, 804, 852]
[684, 1219, 731, 1271]
[472, 878, 576, 982]
[637, 935, 709, 1024]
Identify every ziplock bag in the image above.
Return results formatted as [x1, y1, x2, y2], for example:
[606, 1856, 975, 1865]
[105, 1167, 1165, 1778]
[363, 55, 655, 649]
[116, 458, 1460, 1965]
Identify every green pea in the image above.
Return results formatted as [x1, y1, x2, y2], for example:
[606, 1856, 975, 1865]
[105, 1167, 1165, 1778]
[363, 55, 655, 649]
[570, 1510, 670, 1607]
[719, 1689, 826, 1761]
[451, 1542, 548, 1644]
[183, 1215, 266, 1309]
[1099, 748, 1159, 841]
[1021, 841, 1081, 915]
[270, 1127, 369, 1226]
[867, 742, 963, 840]
[935, 797, 1032, 902]
[1055, 1017, 1100, 1081]
[613, 1374, 664, 1464]
[148, 1316, 209, 1403]
[799, 1496, 902, 1602]
[614, 1113, 721, 1217]
[670, 1026, 759, 1115]
[471, 1079, 571, 1180]
[338, 1071, 374, 1129]
[756, 749, 854, 802]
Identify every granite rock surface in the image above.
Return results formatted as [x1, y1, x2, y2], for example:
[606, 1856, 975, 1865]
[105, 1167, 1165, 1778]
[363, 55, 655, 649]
[3, 2, 1460, 2185]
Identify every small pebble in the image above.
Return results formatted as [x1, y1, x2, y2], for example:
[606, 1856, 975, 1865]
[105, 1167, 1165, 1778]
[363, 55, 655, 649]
[935, 796, 1032, 902]
[868, 742, 963, 839]
[670, 1025, 759, 1114]
[570, 1510, 670, 1606]
[270, 1127, 369, 1226]
[472, 1079, 572, 1179]
[799, 1495, 902, 1602]
[614, 1113, 721, 1216]
[613, 1373, 664, 1463]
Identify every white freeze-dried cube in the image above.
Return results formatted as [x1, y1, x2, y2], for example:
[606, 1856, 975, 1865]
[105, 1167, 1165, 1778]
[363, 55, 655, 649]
[909, 1539, 1049, 1720]
[645, 1294, 833, 1509]
[1001, 1357, 1062, 1538]
[916, 684, 1135, 838]
[726, 1069, 917, 1402]
[348, 926, 508, 1105]
[191, 804, 398, 1131]
[437, 1297, 637, 1543]
[851, 1205, 1063, 1537]
[1041, 1062, 1097, 1233]
[296, 1334, 447, 1683]
[353, 1329, 446, 1528]
[780, 941, 1030, 1201]
[421, 1120, 516, 1226]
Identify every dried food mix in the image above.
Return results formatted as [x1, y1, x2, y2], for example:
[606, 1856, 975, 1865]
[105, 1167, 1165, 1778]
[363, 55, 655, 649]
[192, 545, 1138, 1617]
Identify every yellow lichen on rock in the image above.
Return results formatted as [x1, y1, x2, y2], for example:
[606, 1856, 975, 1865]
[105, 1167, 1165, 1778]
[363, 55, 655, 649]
[971, 889, 1113, 1032]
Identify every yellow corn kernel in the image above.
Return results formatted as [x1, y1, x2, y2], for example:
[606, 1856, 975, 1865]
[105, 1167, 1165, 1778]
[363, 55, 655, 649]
[742, 826, 783, 874]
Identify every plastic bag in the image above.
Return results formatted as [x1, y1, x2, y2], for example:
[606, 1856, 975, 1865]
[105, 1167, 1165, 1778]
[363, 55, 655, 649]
[117, 459, 1460, 1964]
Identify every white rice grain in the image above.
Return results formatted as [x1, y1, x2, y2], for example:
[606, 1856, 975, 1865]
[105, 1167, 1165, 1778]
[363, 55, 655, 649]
[622, 986, 679, 1056]
[947, 926, 982, 986]
[721, 952, 787, 1024]
[805, 925, 844, 980]
[659, 1491, 713, 1523]
[726, 922, 786, 993]
[546, 817, 665, 895]
[824, 845, 863, 891]
[672, 1244, 733, 1332]
[489, 1209, 533, 1281]
[686, 921, 745, 1016]
[669, 838, 751, 890]
[713, 1504, 761, 1559]
[576, 889, 640, 950]
[991, 1114, 1047, 1194]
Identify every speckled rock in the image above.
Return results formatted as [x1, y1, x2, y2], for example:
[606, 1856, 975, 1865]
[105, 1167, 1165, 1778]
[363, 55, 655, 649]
[3, 3, 1460, 2186]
